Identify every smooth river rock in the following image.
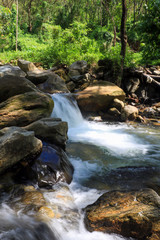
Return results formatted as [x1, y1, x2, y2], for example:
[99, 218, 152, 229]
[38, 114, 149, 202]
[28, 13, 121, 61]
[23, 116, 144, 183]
[0, 74, 39, 103]
[76, 81, 125, 113]
[84, 188, 160, 239]
[26, 69, 49, 85]
[0, 127, 42, 174]
[0, 64, 26, 78]
[121, 104, 139, 121]
[24, 118, 68, 149]
[18, 59, 38, 73]
[0, 91, 54, 128]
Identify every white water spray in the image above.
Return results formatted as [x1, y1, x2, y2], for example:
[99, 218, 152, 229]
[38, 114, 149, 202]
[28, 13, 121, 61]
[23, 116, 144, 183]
[51, 93, 149, 157]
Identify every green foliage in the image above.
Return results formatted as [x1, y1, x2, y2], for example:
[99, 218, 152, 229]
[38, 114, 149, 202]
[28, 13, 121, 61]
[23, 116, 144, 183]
[38, 22, 103, 67]
[0, 0, 159, 67]
[133, 0, 160, 61]
[0, 4, 16, 51]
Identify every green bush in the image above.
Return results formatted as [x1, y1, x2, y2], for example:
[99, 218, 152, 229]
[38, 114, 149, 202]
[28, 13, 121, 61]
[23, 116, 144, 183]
[0, 4, 16, 51]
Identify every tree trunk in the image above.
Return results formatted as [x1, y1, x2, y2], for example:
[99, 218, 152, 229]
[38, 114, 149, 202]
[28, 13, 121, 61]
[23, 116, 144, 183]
[102, 0, 117, 46]
[16, 0, 18, 51]
[119, 0, 127, 87]
[134, 0, 136, 24]
[27, 0, 33, 32]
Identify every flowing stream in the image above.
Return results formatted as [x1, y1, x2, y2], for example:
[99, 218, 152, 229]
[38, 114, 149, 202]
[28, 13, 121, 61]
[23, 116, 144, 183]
[0, 93, 160, 240]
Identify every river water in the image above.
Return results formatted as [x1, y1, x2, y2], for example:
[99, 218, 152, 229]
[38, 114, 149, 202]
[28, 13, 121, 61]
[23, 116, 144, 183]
[0, 93, 160, 240]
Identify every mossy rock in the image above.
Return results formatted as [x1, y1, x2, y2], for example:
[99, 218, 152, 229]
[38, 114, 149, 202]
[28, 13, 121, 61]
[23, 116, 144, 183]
[0, 91, 54, 128]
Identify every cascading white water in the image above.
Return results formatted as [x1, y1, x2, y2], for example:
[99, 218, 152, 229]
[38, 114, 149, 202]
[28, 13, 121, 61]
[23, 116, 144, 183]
[0, 93, 159, 240]
[48, 93, 160, 240]
[51, 93, 149, 158]
[51, 94, 84, 127]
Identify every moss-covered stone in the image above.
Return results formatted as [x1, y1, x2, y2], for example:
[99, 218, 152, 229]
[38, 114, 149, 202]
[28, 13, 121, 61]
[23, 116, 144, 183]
[0, 91, 54, 128]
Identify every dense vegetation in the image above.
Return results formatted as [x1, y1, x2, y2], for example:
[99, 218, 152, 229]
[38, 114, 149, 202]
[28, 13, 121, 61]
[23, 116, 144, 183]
[0, 0, 160, 68]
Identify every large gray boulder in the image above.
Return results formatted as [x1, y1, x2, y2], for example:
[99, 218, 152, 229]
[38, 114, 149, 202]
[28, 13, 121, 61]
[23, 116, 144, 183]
[26, 69, 49, 85]
[0, 91, 54, 128]
[0, 64, 26, 78]
[69, 60, 88, 77]
[37, 72, 69, 93]
[0, 127, 42, 174]
[0, 75, 39, 103]
[24, 118, 68, 149]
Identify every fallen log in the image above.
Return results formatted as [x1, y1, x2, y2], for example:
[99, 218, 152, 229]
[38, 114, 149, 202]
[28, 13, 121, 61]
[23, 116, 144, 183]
[142, 73, 160, 88]
[148, 75, 160, 82]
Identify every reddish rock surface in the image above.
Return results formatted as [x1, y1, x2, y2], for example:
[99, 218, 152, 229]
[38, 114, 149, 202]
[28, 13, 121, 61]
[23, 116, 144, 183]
[84, 188, 160, 239]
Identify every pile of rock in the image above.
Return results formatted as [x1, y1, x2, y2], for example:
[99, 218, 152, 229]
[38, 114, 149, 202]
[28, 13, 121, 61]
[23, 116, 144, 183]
[0, 60, 74, 189]
[75, 80, 139, 122]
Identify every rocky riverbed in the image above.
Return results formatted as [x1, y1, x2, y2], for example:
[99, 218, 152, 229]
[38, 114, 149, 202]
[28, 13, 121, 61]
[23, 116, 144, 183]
[0, 59, 160, 240]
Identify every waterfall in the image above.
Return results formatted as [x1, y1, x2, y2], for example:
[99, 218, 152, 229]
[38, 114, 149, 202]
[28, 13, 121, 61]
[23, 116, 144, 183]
[1, 93, 159, 240]
[51, 94, 84, 127]
[51, 93, 148, 157]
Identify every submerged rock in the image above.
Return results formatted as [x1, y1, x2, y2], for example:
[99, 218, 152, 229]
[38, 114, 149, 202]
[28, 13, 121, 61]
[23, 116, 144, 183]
[24, 118, 68, 149]
[0, 127, 42, 174]
[84, 188, 160, 239]
[76, 81, 125, 114]
[0, 91, 54, 128]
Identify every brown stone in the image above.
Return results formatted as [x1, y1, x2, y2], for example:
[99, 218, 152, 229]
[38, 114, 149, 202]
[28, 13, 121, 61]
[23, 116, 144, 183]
[38, 206, 55, 219]
[75, 81, 125, 113]
[22, 191, 46, 206]
[18, 59, 38, 73]
[121, 105, 138, 121]
[84, 188, 160, 239]
[0, 91, 54, 128]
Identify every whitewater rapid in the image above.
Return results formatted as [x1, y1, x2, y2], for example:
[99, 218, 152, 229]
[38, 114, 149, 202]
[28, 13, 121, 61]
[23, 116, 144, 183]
[0, 93, 159, 240]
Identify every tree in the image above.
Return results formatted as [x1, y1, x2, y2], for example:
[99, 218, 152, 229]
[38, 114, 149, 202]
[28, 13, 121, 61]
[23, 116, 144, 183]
[119, 0, 127, 86]
[16, 0, 18, 51]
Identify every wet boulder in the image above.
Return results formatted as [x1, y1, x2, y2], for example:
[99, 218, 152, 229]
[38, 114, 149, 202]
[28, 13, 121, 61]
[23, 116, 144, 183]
[0, 91, 54, 128]
[33, 143, 74, 188]
[15, 143, 74, 188]
[76, 81, 125, 114]
[24, 118, 68, 149]
[0, 127, 42, 174]
[84, 188, 160, 239]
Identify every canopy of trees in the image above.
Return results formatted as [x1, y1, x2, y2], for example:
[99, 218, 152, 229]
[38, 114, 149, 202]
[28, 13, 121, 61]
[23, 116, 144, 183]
[0, 0, 159, 68]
